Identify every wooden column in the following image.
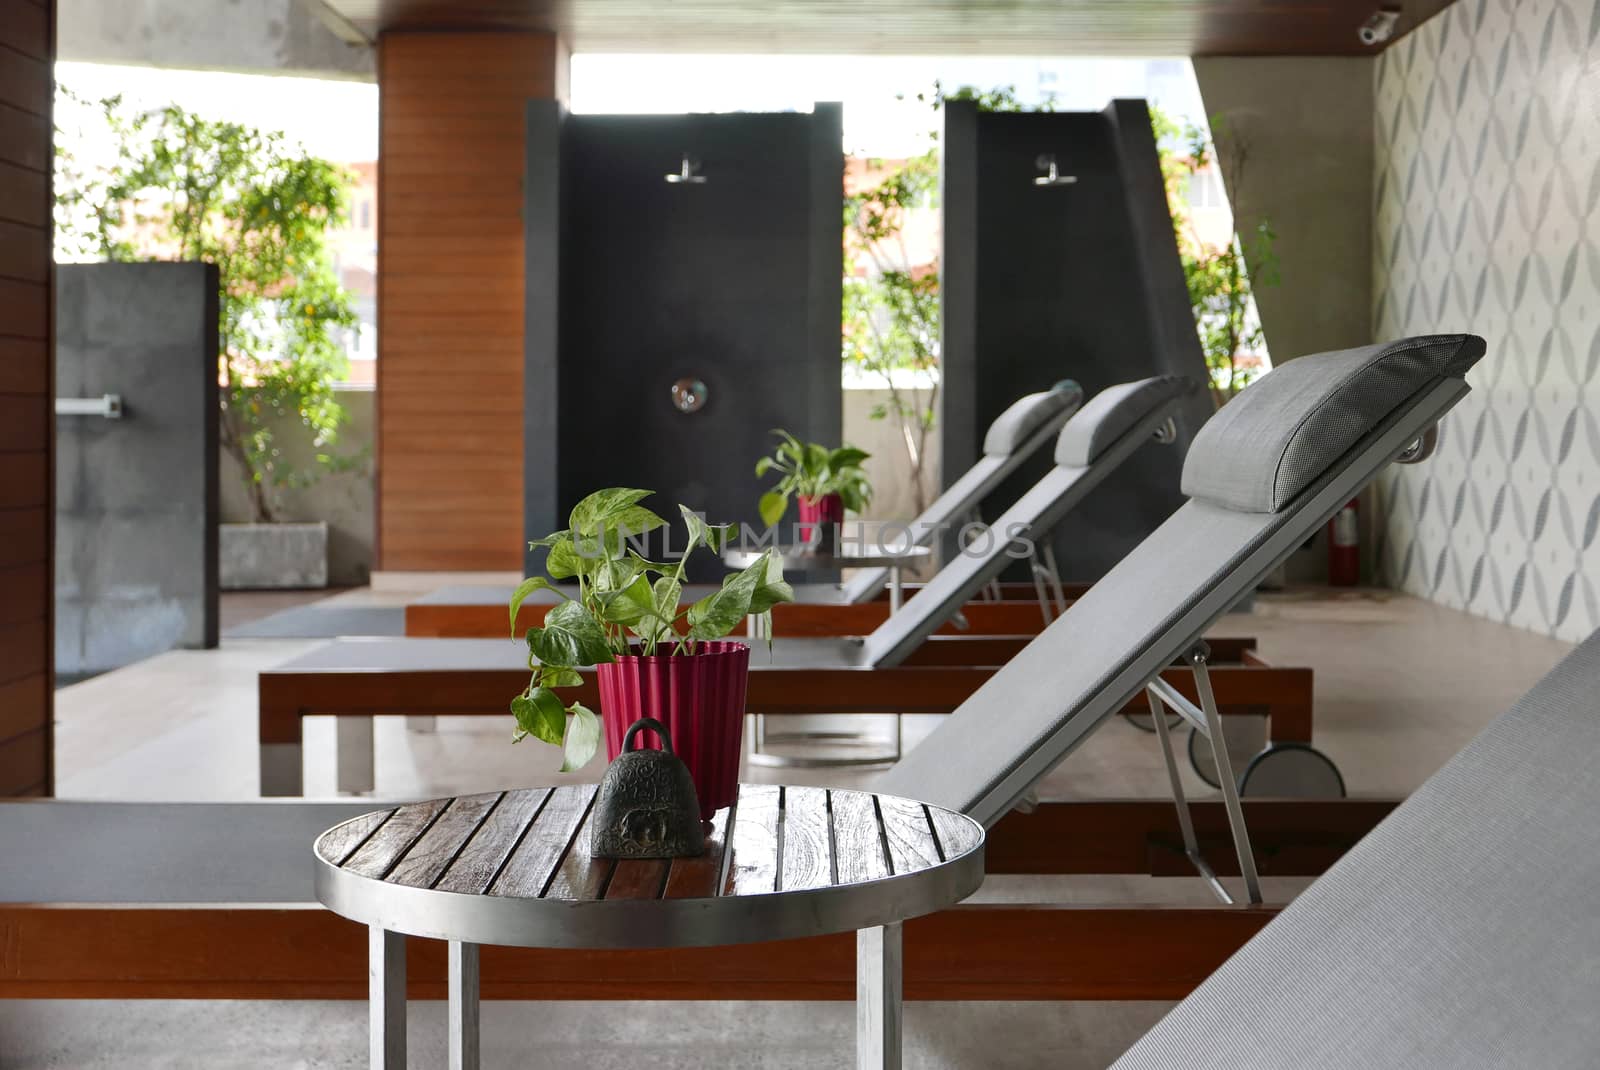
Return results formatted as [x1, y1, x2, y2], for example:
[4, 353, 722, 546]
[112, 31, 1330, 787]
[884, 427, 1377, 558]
[0, 0, 55, 797]
[376, 32, 567, 572]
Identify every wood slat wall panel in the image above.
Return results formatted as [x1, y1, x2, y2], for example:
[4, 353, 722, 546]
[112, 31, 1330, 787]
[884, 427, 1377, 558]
[0, 162, 48, 226]
[0, 103, 50, 171]
[0, 675, 47, 743]
[376, 31, 564, 571]
[0, 452, 48, 509]
[0, 278, 48, 338]
[0, 393, 47, 451]
[0, 337, 48, 393]
[0, 0, 55, 796]
[0, 3, 50, 61]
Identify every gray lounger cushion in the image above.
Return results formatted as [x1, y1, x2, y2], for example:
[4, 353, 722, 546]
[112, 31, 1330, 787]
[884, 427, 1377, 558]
[983, 381, 1085, 456]
[1181, 335, 1485, 513]
[1055, 376, 1195, 467]
[878, 334, 1484, 824]
[1113, 628, 1600, 1070]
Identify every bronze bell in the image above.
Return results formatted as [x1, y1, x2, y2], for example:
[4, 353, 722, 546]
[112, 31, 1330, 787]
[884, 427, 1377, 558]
[591, 718, 706, 859]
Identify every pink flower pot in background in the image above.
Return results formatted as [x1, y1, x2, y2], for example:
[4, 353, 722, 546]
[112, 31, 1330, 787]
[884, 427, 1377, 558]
[797, 492, 845, 547]
[596, 640, 750, 821]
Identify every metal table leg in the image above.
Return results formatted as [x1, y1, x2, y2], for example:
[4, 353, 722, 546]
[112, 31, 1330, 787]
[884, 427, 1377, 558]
[857, 922, 903, 1070]
[889, 565, 903, 612]
[370, 925, 406, 1070]
[449, 940, 480, 1070]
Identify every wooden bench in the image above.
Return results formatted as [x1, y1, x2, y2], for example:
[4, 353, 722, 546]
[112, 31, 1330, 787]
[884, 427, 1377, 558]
[258, 636, 1312, 795]
[0, 796, 1389, 1000]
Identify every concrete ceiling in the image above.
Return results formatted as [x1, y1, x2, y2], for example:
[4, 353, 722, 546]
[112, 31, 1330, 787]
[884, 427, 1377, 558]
[310, 0, 1456, 56]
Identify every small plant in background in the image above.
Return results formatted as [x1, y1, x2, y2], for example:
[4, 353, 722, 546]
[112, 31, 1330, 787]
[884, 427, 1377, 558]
[1151, 105, 1279, 407]
[754, 431, 873, 528]
[508, 489, 794, 771]
[54, 90, 362, 522]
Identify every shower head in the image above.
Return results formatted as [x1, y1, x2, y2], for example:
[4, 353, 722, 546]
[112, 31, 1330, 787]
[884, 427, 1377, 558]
[1033, 154, 1077, 187]
[665, 154, 707, 184]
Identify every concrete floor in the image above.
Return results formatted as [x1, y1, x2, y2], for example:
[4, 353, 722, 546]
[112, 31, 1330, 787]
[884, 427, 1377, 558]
[10, 586, 1575, 1068]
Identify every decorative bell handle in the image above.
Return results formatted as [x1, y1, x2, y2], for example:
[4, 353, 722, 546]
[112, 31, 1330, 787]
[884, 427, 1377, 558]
[622, 717, 675, 755]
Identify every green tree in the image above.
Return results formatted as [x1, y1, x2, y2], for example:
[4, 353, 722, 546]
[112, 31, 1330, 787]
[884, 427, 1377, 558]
[56, 92, 360, 522]
[842, 83, 1046, 515]
[1150, 106, 1278, 406]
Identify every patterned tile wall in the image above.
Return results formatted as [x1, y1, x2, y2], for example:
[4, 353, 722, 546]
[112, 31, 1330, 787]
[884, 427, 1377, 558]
[1374, 0, 1600, 640]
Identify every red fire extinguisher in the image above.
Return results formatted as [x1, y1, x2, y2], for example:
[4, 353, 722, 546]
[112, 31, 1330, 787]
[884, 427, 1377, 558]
[1328, 498, 1359, 586]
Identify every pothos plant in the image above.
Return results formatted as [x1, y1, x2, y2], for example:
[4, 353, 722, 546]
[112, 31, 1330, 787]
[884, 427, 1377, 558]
[755, 431, 873, 529]
[507, 488, 794, 771]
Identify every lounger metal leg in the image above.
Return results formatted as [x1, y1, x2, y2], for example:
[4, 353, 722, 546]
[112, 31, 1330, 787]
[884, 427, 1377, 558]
[1190, 648, 1263, 905]
[1028, 549, 1055, 625]
[1147, 690, 1229, 903]
[448, 940, 480, 1070]
[1040, 542, 1068, 617]
[857, 922, 903, 1070]
[258, 742, 303, 797]
[337, 716, 377, 794]
[370, 925, 406, 1070]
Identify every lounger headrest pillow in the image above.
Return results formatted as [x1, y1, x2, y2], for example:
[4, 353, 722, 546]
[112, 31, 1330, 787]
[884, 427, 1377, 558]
[983, 381, 1085, 456]
[1054, 375, 1198, 468]
[1181, 334, 1487, 514]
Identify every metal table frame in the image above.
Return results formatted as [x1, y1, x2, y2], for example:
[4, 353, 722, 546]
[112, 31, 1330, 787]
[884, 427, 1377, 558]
[314, 790, 984, 1070]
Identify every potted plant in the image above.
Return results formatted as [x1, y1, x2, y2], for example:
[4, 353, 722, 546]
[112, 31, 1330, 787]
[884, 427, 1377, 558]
[755, 430, 873, 544]
[508, 488, 794, 819]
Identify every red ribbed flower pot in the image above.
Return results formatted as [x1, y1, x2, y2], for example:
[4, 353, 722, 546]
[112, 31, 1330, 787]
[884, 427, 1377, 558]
[797, 492, 845, 546]
[596, 641, 750, 821]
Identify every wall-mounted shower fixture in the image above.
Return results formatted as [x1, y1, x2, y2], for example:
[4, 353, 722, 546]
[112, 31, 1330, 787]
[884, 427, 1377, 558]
[670, 377, 709, 413]
[1033, 154, 1077, 187]
[665, 154, 706, 184]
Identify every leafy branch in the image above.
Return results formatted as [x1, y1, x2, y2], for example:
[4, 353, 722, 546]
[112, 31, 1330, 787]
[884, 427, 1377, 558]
[54, 89, 362, 521]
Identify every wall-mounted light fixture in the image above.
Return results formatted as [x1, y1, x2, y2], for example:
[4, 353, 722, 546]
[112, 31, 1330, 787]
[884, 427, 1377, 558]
[665, 154, 707, 184]
[1033, 154, 1077, 187]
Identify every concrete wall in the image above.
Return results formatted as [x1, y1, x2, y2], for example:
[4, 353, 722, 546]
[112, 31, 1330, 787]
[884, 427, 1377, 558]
[218, 385, 374, 586]
[842, 386, 941, 523]
[1372, 0, 1600, 641]
[1193, 57, 1375, 363]
[58, 0, 372, 79]
[55, 262, 218, 677]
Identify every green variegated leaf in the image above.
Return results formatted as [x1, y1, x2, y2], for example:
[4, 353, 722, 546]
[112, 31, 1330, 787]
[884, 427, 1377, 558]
[560, 702, 602, 772]
[686, 558, 764, 640]
[748, 550, 796, 615]
[508, 576, 564, 637]
[758, 491, 789, 529]
[569, 487, 652, 536]
[545, 537, 581, 580]
[527, 600, 614, 668]
[539, 666, 584, 689]
[511, 686, 567, 747]
[596, 573, 653, 626]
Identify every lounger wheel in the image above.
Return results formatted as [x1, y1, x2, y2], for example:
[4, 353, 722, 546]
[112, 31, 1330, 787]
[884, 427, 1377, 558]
[1186, 718, 1267, 789]
[1237, 743, 1346, 798]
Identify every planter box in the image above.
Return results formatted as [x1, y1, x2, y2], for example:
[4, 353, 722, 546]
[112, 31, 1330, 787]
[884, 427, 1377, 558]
[220, 522, 328, 590]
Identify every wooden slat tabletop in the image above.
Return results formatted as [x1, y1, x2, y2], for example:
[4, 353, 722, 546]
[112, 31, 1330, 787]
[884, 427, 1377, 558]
[315, 784, 982, 903]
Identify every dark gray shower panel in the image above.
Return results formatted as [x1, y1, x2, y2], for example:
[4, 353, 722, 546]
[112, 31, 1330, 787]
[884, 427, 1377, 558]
[940, 98, 1212, 581]
[524, 103, 843, 576]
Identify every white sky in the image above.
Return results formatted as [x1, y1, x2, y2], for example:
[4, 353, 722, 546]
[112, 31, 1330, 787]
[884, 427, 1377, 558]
[54, 55, 1206, 164]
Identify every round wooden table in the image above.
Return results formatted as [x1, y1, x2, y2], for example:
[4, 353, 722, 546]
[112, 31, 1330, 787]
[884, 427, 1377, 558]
[314, 782, 985, 1070]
